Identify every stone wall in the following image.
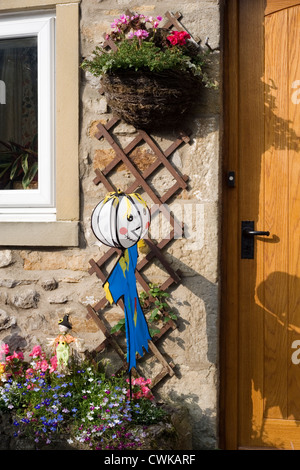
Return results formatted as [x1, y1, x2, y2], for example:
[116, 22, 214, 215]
[0, 0, 221, 450]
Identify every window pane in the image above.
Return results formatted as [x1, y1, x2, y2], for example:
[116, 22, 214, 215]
[0, 37, 38, 190]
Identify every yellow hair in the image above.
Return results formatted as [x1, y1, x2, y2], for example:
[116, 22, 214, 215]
[103, 191, 148, 212]
[130, 193, 147, 208]
[137, 239, 150, 254]
[123, 197, 132, 219]
[104, 281, 113, 305]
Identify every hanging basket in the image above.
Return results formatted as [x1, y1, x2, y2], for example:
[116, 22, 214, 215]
[101, 69, 201, 131]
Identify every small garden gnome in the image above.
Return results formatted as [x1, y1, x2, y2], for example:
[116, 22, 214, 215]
[54, 315, 78, 372]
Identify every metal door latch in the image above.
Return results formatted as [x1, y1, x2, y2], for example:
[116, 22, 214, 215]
[241, 221, 270, 259]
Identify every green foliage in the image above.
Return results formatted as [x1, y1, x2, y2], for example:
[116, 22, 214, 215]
[131, 399, 167, 425]
[81, 13, 215, 87]
[82, 39, 205, 77]
[0, 137, 38, 189]
[110, 317, 126, 334]
[145, 283, 177, 327]
[110, 283, 177, 339]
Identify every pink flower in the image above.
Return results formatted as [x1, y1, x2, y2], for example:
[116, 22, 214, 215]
[40, 360, 49, 372]
[49, 355, 57, 373]
[1, 344, 9, 355]
[29, 345, 43, 358]
[6, 351, 23, 362]
[119, 14, 129, 24]
[34, 361, 39, 370]
[134, 29, 149, 39]
[16, 351, 24, 361]
[111, 14, 130, 29]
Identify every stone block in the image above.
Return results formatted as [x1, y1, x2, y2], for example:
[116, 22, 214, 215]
[0, 309, 16, 331]
[41, 278, 58, 291]
[0, 251, 13, 268]
[20, 250, 99, 272]
[10, 289, 40, 309]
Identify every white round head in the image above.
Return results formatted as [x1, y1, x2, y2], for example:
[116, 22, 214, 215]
[91, 192, 151, 249]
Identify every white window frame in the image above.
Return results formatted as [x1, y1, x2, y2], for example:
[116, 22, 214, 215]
[0, 11, 55, 220]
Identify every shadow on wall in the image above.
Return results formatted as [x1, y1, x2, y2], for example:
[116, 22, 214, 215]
[147, 253, 218, 450]
[158, 386, 217, 450]
[2, 331, 27, 352]
[166, 254, 218, 366]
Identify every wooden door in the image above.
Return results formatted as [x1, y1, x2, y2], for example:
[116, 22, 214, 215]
[221, 0, 300, 449]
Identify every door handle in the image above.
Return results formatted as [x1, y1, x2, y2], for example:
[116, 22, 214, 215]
[243, 228, 270, 237]
[241, 221, 270, 259]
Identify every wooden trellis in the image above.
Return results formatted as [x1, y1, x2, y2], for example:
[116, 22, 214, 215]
[86, 11, 192, 388]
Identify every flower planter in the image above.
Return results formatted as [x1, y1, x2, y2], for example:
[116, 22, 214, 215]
[101, 69, 201, 131]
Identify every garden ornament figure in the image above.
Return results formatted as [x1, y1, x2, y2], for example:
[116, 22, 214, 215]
[50, 315, 79, 371]
[91, 190, 151, 384]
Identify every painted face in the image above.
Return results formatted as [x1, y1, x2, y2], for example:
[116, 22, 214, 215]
[91, 192, 151, 249]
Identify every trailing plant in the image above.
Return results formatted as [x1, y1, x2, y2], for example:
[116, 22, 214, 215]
[81, 13, 215, 88]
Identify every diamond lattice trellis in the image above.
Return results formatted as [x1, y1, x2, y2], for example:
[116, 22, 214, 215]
[86, 11, 193, 388]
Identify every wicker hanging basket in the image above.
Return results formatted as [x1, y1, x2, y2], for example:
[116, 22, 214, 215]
[101, 69, 201, 131]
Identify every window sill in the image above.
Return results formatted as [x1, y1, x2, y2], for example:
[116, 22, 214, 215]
[0, 221, 79, 246]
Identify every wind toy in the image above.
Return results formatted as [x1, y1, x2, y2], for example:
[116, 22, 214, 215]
[91, 190, 151, 393]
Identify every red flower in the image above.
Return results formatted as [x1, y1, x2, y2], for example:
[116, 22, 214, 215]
[167, 30, 191, 46]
